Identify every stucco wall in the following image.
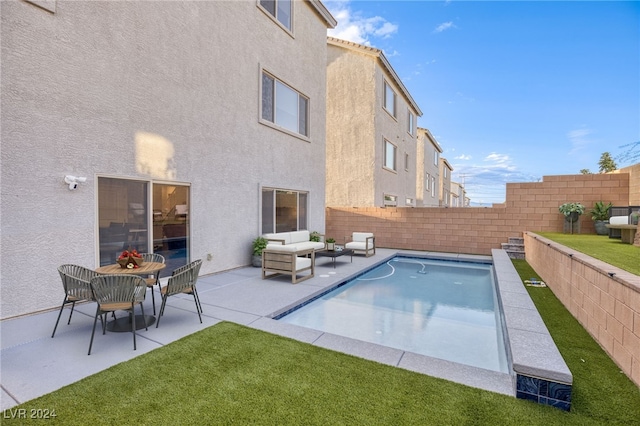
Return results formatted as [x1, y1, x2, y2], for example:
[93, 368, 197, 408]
[1, 1, 330, 318]
[524, 233, 640, 387]
[326, 44, 377, 206]
[326, 40, 419, 208]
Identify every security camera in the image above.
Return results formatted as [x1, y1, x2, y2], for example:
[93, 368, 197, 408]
[64, 175, 87, 190]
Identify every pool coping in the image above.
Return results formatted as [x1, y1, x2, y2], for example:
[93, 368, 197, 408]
[259, 249, 573, 409]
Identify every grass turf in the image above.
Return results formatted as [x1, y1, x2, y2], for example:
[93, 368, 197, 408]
[4, 261, 640, 425]
[536, 232, 640, 275]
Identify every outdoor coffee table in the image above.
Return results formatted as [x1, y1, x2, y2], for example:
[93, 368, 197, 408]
[315, 248, 353, 268]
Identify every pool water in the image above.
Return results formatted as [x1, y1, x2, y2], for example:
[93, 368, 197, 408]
[278, 256, 509, 373]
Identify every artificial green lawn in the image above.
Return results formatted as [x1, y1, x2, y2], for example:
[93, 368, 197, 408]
[4, 261, 640, 425]
[537, 232, 640, 275]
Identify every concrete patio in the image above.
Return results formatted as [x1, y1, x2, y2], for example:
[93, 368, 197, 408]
[2, 248, 517, 411]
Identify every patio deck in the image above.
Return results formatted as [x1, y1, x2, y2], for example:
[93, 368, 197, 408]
[1, 249, 517, 411]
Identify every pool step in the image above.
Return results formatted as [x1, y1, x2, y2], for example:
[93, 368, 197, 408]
[502, 236, 525, 259]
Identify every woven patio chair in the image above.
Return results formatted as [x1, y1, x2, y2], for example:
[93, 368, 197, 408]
[88, 274, 148, 355]
[52, 264, 98, 338]
[141, 252, 165, 315]
[171, 259, 203, 313]
[156, 261, 203, 328]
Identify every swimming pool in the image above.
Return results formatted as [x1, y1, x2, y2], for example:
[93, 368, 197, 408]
[278, 256, 509, 373]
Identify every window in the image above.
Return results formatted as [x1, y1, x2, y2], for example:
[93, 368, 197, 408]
[259, 0, 292, 30]
[261, 71, 309, 137]
[383, 194, 397, 206]
[431, 176, 436, 197]
[97, 177, 190, 277]
[406, 197, 414, 206]
[262, 188, 308, 233]
[425, 173, 431, 191]
[383, 81, 396, 117]
[407, 110, 415, 135]
[444, 167, 448, 179]
[434, 150, 439, 166]
[384, 140, 396, 171]
[405, 153, 409, 171]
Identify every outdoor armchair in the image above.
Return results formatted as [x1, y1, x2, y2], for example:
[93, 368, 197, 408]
[88, 274, 148, 355]
[52, 264, 98, 338]
[170, 259, 203, 313]
[345, 232, 375, 257]
[141, 252, 165, 315]
[156, 261, 203, 328]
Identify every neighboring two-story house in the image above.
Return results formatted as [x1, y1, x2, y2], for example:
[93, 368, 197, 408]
[325, 37, 423, 208]
[0, 0, 336, 318]
[439, 158, 454, 207]
[416, 127, 442, 207]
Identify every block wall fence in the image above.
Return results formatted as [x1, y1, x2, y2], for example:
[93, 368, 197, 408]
[524, 232, 640, 387]
[326, 172, 631, 255]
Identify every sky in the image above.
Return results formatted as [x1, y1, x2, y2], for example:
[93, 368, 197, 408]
[323, 0, 640, 205]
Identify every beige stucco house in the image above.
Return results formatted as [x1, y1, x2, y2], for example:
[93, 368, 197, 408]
[325, 37, 423, 207]
[1, 0, 336, 319]
[439, 158, 454, 207]
[416, 127, 442, 207]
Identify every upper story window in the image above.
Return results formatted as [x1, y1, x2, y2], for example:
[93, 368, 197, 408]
[425, 173, 431, 191]
[261, 71, 309, 137]
[383, 194, 398, 206]
[259, 0, 292, 31]
[383, 81, 396, 117]
[434, 150, 439, 166]
[384, 139, 396, 171]
[444, 167, 448, 178]
[404, 152, 409, 171]
[431, 176, 436, 197]
[407, 110, 415, 136]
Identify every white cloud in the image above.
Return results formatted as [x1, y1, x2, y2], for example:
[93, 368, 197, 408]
[455, 154, 472, 160]
[325, 1, 398, 46]
[484, 152, 510, 165]
[567, 127, 593, 154]
[434, 21, 456, 33]
[451, 153, 537, 204]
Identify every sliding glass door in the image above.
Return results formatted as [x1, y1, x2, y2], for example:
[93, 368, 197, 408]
[97, 177, 189, 277]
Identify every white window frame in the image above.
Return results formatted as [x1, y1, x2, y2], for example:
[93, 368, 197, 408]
[431, 176, 436, 198]
[383, 194, 398, 207]
[261, 187, 308, 234]
[258, 0, 293, 32]
[407, 110, 415, 136]
[261, 70, 309, 138]
[404, 152, 409, 171]
[434, 151, 439, 166]
[383, 80, 397, 118]
[425, 173, 431, 191]
[383, 139, 397, 172]
[406, 197, 414, 206]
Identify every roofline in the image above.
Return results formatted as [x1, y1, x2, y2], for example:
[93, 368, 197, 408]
[309, 0, 337, 29]
[418, 127, 443, 153]
[327, 37, 422, 116]
[442, 158, 454, 171]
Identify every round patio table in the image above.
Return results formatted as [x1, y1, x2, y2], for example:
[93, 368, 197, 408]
[95, 262, 166, 331]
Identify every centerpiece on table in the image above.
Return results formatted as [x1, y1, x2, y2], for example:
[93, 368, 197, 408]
[117, 249, 144, 269]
